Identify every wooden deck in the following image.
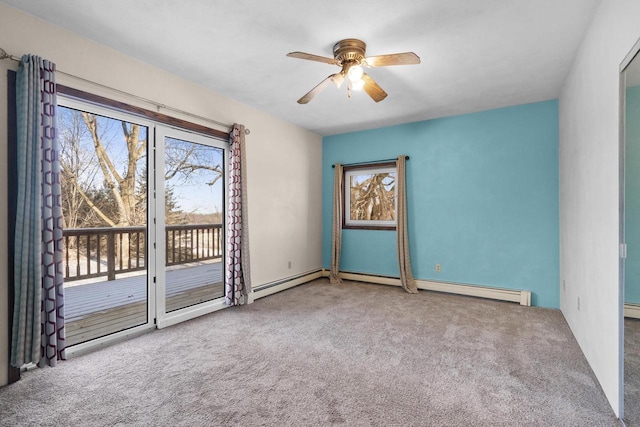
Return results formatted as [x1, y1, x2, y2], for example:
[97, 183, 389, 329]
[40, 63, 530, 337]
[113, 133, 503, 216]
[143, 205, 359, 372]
[64, 261, 224, 346]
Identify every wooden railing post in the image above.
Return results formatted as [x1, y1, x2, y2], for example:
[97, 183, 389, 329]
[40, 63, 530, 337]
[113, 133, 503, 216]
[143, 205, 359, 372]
[107, 230, 116, 281]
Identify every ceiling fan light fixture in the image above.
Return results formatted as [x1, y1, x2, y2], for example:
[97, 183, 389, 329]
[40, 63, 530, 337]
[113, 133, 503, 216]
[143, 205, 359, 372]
[331, 73, 345, 88]
[351, 78, 365, 91]
[348, 65, 364, 82]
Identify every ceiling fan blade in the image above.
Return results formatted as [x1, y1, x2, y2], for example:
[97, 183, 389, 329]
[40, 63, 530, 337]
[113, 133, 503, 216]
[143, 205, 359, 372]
[297, 74, 339, 104]
[364, 52, 420, 67]
[361, 73, 388, 102]
[287, 51, 339, 65]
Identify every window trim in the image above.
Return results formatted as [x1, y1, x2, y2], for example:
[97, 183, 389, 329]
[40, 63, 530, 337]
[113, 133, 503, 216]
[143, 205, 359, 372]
[342, 161, 397, 230]
[57, 84, 229, 140]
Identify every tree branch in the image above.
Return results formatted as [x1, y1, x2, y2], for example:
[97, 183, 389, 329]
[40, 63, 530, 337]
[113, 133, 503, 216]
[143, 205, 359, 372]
[61, 167, 117, 227]
[82, 113, 124, 184]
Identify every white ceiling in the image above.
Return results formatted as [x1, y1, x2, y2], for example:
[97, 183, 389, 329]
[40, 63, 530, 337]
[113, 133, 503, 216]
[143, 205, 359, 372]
[2, 0, 601, 136]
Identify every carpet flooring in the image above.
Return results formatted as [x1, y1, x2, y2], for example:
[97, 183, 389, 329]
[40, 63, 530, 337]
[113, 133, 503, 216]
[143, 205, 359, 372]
[625, 318, 640, 426]
[0, 279, 619, 426]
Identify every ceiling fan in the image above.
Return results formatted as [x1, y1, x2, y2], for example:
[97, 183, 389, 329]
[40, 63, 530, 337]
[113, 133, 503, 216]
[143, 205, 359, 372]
[287, 38, 420, 104]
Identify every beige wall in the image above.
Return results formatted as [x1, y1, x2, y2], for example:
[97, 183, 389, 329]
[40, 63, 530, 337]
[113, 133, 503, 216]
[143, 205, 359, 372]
[0, 3, 323, 386]
[559, 0, 640, 417]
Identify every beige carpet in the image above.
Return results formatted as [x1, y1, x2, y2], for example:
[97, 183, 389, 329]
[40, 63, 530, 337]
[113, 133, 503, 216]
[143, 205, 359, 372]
[626, 318, 640, 426]
[0, 279, 618, 426]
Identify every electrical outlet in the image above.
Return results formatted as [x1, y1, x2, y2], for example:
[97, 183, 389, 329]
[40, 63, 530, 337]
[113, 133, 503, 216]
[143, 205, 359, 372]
[577, 297, 580, 311]
[288, 261, 292, 269]
[435, 263, 441, 273]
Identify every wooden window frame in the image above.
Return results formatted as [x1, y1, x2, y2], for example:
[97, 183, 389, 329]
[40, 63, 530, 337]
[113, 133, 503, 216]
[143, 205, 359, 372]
[342, 161, 397, 230]
[56, 84, 229, 140]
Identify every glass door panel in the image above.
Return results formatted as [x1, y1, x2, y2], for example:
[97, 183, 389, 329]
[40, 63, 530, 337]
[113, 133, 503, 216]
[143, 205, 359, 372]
[59, 104, 149, 346]
[161, 133, 225, 313]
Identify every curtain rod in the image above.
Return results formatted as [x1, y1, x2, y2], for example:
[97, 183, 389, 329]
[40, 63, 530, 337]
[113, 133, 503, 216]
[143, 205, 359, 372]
[0, 47, 250, 135]
[332, 156, 409, 168]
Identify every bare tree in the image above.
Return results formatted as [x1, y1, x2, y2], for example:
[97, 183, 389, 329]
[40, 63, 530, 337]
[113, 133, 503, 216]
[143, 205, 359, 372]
[59, 110, 103, 230]
[81, 112, 146, 227]
[164, 138, 223, 187]
[60, 107, 224, 267]
[64, 117, 223, 229]
[350, 173, 396, 221]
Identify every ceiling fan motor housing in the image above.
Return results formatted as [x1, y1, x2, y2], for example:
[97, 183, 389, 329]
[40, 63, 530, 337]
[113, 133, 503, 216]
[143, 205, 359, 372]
[333, 38, 366, 65]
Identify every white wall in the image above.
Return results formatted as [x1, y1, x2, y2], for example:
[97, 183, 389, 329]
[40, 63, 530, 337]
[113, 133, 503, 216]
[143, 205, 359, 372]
[559, 0, 640, 417]
[0, 3, 323, 386]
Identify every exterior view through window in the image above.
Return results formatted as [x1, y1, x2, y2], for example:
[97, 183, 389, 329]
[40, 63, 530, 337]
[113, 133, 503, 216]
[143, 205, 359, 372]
[163, 136, 225, 312]
[59, 103, 225, 347]
[60, 105, 149, 346]
[343, 163, 397, 229]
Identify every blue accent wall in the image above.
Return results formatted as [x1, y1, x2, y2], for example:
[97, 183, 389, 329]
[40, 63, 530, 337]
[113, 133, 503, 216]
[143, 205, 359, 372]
[625, 86, 640, 304]
[322, 100, 559, 308]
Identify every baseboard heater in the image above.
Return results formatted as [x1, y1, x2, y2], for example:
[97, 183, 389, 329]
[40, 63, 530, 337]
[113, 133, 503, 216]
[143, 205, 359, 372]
[625, 303, 640, 319]
[250, 269, 323, 302]
[321, 270, 531, 306]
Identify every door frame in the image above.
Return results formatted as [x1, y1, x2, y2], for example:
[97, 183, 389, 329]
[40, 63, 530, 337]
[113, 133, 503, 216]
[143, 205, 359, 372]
[619, 36, 640, 421]
[59, 96, 157, 356]
[154, 125, 229, 329]
[58, 97, 231, 354]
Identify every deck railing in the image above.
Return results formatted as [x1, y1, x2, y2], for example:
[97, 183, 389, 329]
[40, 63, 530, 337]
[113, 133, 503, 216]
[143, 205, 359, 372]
[63, 224, 223, 282]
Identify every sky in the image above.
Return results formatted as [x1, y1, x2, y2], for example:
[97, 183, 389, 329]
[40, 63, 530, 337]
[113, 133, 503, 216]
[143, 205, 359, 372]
[165, 136, 224, 215]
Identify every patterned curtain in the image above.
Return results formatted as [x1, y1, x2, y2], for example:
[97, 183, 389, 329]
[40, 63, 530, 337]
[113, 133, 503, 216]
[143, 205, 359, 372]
[329, 164, 343, 284]
[12, 55, 66, 368]
[225, 124, 251, 305]
[397, 156, 418, 294]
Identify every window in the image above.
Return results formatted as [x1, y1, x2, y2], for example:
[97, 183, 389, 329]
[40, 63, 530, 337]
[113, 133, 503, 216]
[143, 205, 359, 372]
[343, 162, 397, 230]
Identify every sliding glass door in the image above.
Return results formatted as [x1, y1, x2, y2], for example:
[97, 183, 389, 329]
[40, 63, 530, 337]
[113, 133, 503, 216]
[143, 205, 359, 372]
[155, 127, 227, 325]
[59, 99, 228, 347]
[58, 102, 152, 346]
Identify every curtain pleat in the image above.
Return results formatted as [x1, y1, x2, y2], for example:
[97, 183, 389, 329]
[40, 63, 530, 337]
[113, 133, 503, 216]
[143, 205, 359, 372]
[7, 70, 21, 383]
[225, 123, 251, 305]
[396, 156, 418, 294]
[330, 164, 343, 284]
[12, 55, 66, 368]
